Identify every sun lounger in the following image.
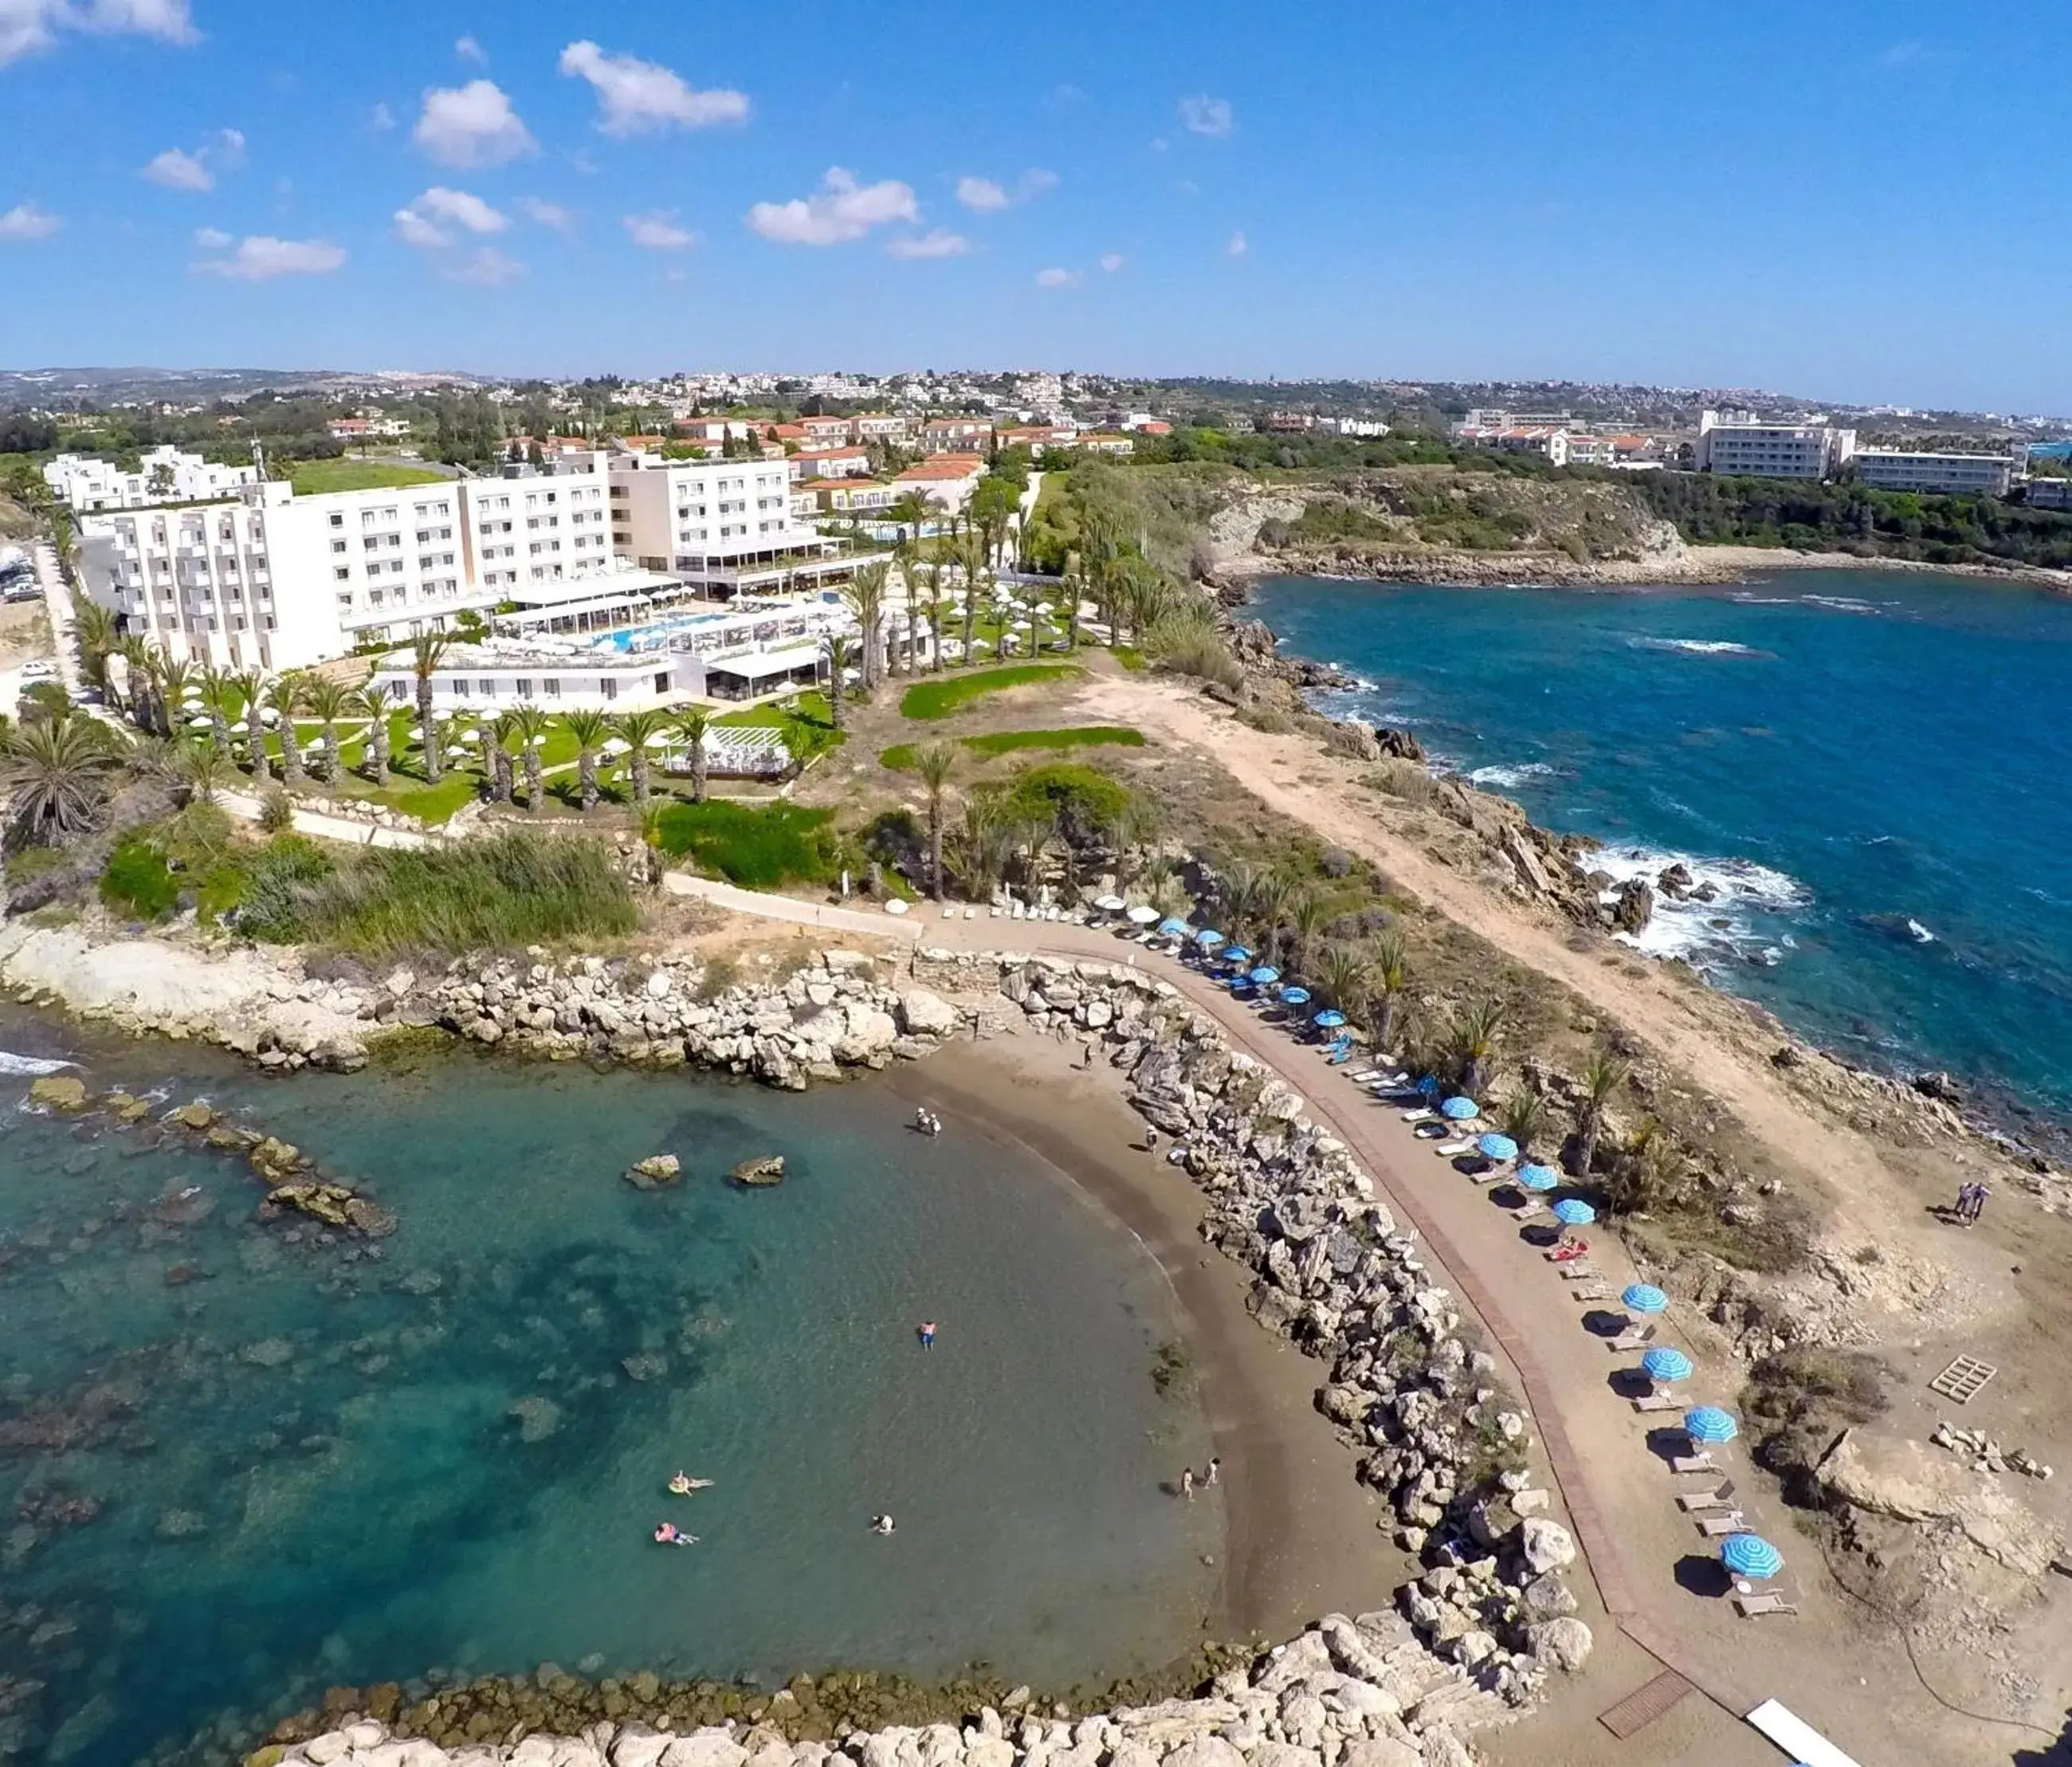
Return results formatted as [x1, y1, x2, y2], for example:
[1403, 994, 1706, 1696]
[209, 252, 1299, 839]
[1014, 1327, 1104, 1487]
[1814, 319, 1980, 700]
[1676, 1479, 1737, 1511]
[1568, 1282, 1612, 1302]
[1733, 1592, 1799, 1618]
[1607, 1325, 1658, 1353]
[1632, 1392, 1683, 1413]
[963, 908, 975, 920]
[1669, 1451, 1717, 1475]
[1556, 1262, 1597, 1281]
[1434, 1137, 1475, 1156]
[1348, 1068, 1384, 1083]
[1399, 1107, 1434, 1123]
[1513, 1197, 1548, 1219]
[1697, 1511, 1748, 1537]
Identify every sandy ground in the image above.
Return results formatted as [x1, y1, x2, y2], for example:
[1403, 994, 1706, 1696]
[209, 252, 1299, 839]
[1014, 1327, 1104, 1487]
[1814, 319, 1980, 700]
[893, 1028, 1403, 1645]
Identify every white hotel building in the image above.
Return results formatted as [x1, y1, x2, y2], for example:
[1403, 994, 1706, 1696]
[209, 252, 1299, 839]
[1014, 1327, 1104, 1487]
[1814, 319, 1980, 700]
[606, 454, 858, 598]
[1694, 411, 1856, 480]
[1850, 450, 2017, 497]
[45, 446, 259, 512]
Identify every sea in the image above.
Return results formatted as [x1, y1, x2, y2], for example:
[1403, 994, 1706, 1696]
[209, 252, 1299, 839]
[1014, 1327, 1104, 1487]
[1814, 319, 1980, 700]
[1248, 569, 2072, 1133]
[0, 1019, 1217, 1765]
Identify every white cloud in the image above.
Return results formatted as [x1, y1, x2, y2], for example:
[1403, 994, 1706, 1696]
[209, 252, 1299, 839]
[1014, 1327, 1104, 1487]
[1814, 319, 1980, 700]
[370, 101, 395, 131]
[0, 202, 61, 240]
[1034, 266, 1081, 289]
[559, 38, 748, 135]
[1099, 252, 1124, 273]
[1019, 168, 1059, 198]
[886, 229, 970, 261]
[1179, 93, 1233, 137]
[747, 167, 916, 246]
[443, 245, 524, 285]
[194, 234, 345, 281]
[393, 206, 450, 249]
[624, 210, 696, 250]
[192, 225, 230, 248]
[414, 79, 534, 168]
[956, 176, 1009, 214]
[141, 126, 244, 192]
[1226, 228, 1247, 257]
[520, 196, 573, 232]
[454, 33, 484, 63]
[0, 0, 194, 65]
[417, 185, 505, 234]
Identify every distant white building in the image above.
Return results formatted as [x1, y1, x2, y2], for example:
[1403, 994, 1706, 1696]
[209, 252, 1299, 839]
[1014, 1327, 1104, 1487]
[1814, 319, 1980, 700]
[606, 451, 869, 598]
[44, 446, 259, 512]
[1851, 450, 2015, 497]
[1336, 418, 1392, 438]
[1695, 411, 1855, 480]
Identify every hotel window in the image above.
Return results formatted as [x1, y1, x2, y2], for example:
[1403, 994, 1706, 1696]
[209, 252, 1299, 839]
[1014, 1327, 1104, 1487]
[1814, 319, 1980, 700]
[600, 678, 618, 701]
[543, 677, 562, 697]
[478, 679, 496, 697]
[335, 567, 350, 582]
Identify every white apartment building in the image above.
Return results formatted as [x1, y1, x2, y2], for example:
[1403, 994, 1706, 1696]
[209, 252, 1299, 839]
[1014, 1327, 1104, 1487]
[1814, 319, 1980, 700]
[45, 446, 259, 512]
[75, 455, 618, 672]
[1695, 411, 1855, 480]
[607, 453, 861, 597]
[1851, 450, 2015, 497]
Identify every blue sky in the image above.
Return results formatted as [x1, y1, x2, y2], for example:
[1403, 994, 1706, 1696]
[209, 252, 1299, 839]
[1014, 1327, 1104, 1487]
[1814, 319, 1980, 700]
[2, 2, 2067, 412]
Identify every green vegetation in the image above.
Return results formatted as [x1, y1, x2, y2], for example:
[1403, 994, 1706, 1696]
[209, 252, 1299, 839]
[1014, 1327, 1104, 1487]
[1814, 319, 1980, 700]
[286, 459, 448, 497]
[999, 762, 1132, 842]
[1635, 472, 2072, 570]
[649, 801, 838, 888]
[98, 835, 179, 919]
[899, 664, 1081, 720]
[240, 828, 637, 956]
[714, 690, 843, 758]
[881, 725, 1145, 770]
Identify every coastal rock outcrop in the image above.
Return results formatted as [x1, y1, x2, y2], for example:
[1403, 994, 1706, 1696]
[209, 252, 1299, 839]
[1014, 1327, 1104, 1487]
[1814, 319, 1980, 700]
[626, 1154, 683, 1189]
[728, 1156, 786, 1188]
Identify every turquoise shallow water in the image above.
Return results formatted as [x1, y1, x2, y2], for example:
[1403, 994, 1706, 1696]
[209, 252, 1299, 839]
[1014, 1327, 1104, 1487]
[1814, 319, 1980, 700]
[0, 1022, 1217, 1765]
[1250, 570, 2072, 1131]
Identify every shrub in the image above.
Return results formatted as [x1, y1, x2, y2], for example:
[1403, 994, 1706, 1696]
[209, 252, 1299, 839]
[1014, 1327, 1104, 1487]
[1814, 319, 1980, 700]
[100, 835, 179, 920]
[1003, 762, 1132, 846]
[236, 834, 337, 942]
[257, 787, 296, 834]
[1143, 607, 1243, 688]
[881, 725, 1146, 771]
[899, 664, 1081, 720]
[649, 801, 838, 888]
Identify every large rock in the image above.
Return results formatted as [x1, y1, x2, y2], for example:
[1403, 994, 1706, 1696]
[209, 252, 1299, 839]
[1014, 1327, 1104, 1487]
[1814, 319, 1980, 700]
[896, 988, 960, 1038]
[1519, 1516, 1577, 1576]
[1161, 1738, 1246, 1767]
[1336, 1741, 1422, 1767]
[625, 1153, 682, 1189]
[1816, 1429, 2062, 1578]
[1530, 1616, 1594, 1673]
[728, 1155, 786, 1188]
[1609, 878, 1654, 934]
[660, 1734, 749, 1767]
[834, 1005, 898, 1064]
[26, 1074, 86, 1111]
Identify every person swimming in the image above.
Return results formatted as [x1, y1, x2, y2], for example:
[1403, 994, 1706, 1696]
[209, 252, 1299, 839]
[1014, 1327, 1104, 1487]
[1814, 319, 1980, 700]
[667, 1472, 714, 1495]
[918, 1321, 937, 1349]
[870, 1514, 896, 1535]
[653, 1522, 697, 1545]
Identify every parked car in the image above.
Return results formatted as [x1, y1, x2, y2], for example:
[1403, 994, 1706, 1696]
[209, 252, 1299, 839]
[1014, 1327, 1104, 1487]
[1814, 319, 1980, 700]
[18, 658, 57, 681]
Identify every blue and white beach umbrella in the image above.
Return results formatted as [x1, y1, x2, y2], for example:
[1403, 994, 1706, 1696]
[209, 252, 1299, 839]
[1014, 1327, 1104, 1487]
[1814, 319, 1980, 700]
[1417, 1075, 1442, 1098]
[1158, 917, 1191, 938]
[1642, 1345, 1694, 1384]
[1279, 986, 1312, 1007]
[1551, 1198, 1595, 1227]
[1719, 1533, 1782, 1580]
[1195, 929, 1226, 948]
[1684, 1405, 1739, 1444]
[1477, 1133, 1519, 1161]
[1249, 966, 1281, 987]
[1439, 1095, 1480, 1121]
[1313, 1009, 1348, 1031]
[1222, 946, 1252, 965]
[1517, 1164, 1561, 1192]
[1622, 1283, 1669, 1315]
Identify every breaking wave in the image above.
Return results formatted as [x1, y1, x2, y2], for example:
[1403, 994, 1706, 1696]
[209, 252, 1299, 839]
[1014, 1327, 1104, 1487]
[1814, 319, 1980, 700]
[1467, 762, 1556, 791]
[0, 1050, 76, 1076]
[1630, 637, 1766, 658]
[1591, 845, 1809, 970]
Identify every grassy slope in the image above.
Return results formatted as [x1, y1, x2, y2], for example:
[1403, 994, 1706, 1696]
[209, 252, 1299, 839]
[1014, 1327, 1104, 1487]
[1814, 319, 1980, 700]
[899, 664, 1081, 720]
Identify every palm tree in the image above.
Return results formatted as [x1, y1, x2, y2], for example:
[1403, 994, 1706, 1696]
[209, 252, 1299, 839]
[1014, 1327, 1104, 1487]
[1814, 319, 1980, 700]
[948, 789, 1007, 897]
[1109, 800, 1158, 895]
[925, 561, 948, 673]
[1289, 888, 1332, 976]
[1062, 563, 1084, 651]
[1450, 998, 1506, 1096]
[512, 706, 552, 812]
[819, 633, 852, 734]
[350, 686, 393, 785]
[1318, 944, 1369, 1020]
[959, 528, 987, 666]
[674, 705, 712, 803]
[410, 634, 450, 782]
[175, 739, 231, 806]
[1574, 1051, 1630, 1178]
[153, 654, 192, 740]
[266, 671, 309, 787]
[71, 598, 117, 697]
[614, 709, 669, 809]
[302, 677, 351, 785]
[487, 710, 522, 804]
[112, 634, 154, 728]
[889, 489, 931, 558]
[1253, 872, 1296, 965]
[912, 739, 958, 901]
[842, 561, 889, 694]
[1217, 858, 1266, 939]
[561, 707, 612, 813]
[230, 667, 268, 778]
[1368, 932, 1409, 1055]
[194, 664, 237, 759]
[1497, 1088, 1548, 1156]
[0, 718, 122, 842]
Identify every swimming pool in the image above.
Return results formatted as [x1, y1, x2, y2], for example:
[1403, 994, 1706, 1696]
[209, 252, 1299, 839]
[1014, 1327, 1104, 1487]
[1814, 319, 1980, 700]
[590, 611, 736, 653]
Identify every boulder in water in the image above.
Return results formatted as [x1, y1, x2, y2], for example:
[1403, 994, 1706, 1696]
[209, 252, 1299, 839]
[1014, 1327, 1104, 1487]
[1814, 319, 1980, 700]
[728, 1154, 786, 1188]
[626, 1153, 682, 1189]
[28, 1074, 87, 1112]
[1657, 862, 1694, 897]
[171, 1101, 214, 1131]
[509, 1396, 563, 1443]
[1608, 878, 1654, 934]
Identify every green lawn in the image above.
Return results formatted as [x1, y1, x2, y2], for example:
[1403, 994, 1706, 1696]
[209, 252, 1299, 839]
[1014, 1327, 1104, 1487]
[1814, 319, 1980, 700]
[287, 459, 449, 496]
[881, 724, 1145, 771]
[716, 690, 842, 758]
[649, 801, 838, 888]
[900, 664, 1082, 721]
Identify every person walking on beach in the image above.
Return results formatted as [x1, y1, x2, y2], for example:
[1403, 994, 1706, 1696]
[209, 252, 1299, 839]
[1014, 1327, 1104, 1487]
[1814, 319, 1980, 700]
[1952, 1181, 1976, 1223]
[1967, 1182, 1991, 1227]
[918, 1320, 937, 1349]
[1144, 1124, 1160, 1153]
[1179, 1467, 1195, 1502]
[1203, 1457, 1220, 1488]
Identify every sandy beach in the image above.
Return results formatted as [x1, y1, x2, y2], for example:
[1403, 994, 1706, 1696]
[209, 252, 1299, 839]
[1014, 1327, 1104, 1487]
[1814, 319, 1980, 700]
[890, 1029, 1403, 1646]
